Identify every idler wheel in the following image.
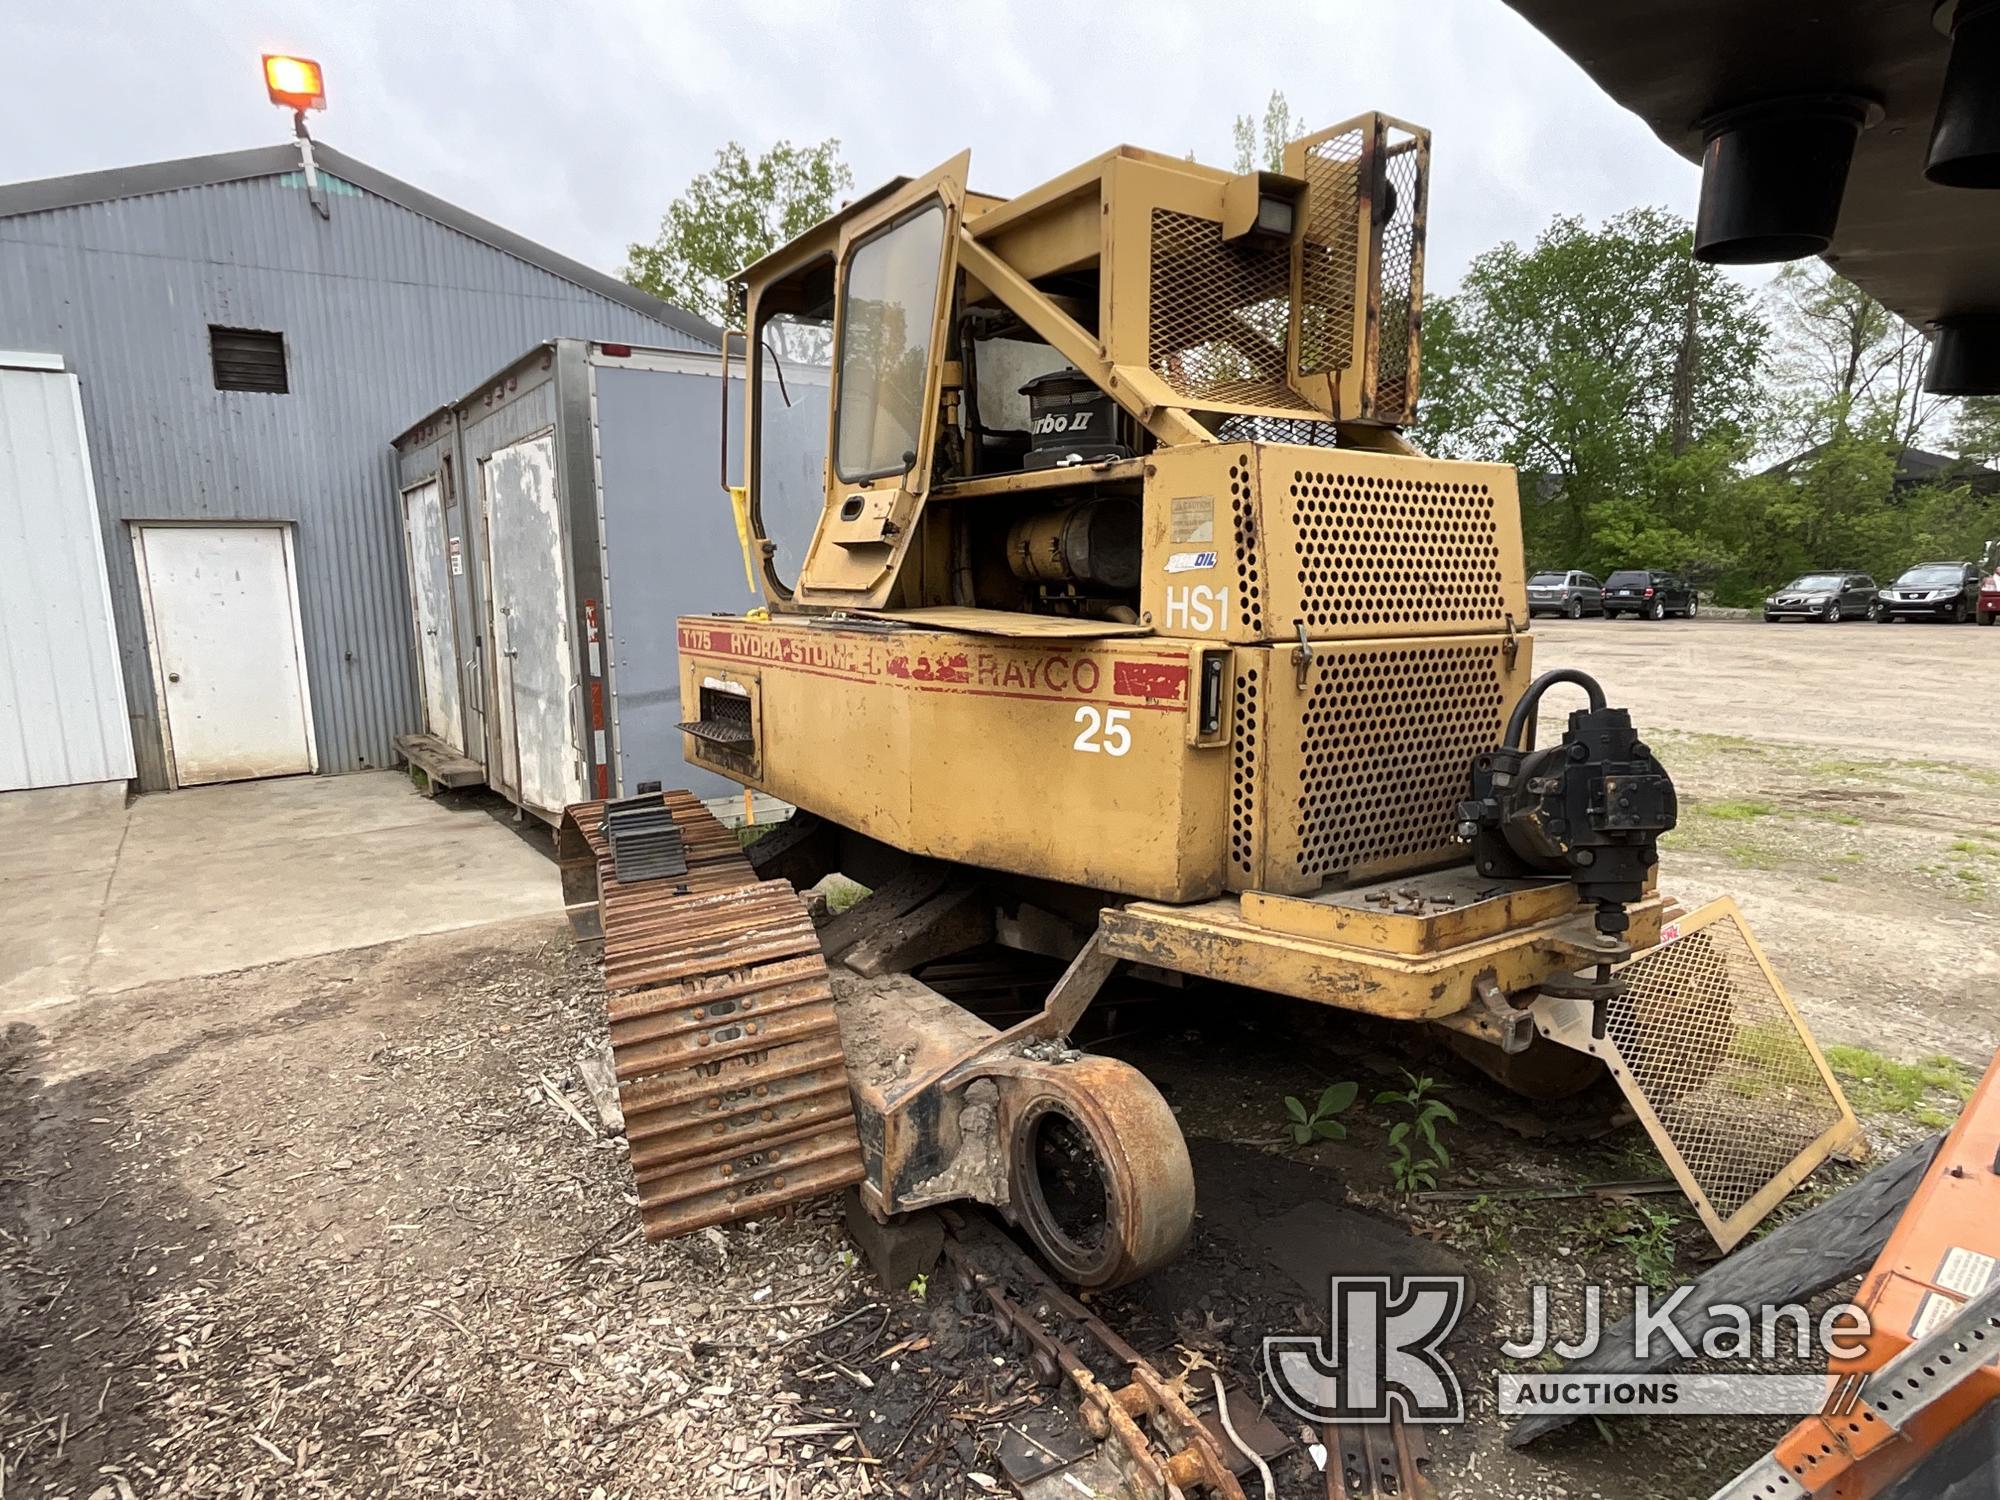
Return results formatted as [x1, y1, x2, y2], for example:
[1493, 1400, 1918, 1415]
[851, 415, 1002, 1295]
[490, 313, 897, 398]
[1004, 1054, 1192, 1287]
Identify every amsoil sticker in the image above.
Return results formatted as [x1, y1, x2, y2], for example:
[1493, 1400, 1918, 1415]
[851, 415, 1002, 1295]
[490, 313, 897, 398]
[1170, 496, 1215, 544]
[1166, 550, 1218, 574]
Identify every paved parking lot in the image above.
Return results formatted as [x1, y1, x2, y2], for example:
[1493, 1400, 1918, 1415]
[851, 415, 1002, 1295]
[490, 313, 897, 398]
[1529, 615, 1999, 769]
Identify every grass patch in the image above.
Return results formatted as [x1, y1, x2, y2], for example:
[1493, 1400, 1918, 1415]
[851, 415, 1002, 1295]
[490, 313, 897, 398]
[1948, 838, 1999, 857]
[1691, 799, 1777, 821]
[1724, 842, 1782, 870]
[1824, 1045, 1976, 1124]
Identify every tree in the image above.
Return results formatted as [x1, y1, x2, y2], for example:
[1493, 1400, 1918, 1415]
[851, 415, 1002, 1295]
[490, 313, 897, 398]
[1233, 91, 1299, 173]
[625, 139, 853, 326]
[1953, 397, 2000, 470]
[1761, 261, 1944, 455]
[1412, 207, 1767, 573]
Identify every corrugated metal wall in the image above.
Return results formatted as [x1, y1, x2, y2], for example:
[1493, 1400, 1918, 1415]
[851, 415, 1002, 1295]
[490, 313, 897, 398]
[0, 167, 711, 790]
[0, 359, 135, 789]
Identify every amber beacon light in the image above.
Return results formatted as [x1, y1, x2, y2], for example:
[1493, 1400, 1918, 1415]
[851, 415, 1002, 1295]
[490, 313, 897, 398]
[261, 54, 326, 114]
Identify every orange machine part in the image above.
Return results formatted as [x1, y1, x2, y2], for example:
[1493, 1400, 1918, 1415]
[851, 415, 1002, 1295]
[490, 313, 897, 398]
[1767, 1048, 2000, 1496]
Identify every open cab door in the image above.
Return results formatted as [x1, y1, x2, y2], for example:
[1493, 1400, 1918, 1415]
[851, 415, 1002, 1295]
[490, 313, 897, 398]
[793, 152, 970, 609]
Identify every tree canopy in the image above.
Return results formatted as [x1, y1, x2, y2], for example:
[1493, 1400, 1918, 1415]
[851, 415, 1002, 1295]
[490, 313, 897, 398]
[1414, 208, 1997, 604]
[624, 139, 853, 325]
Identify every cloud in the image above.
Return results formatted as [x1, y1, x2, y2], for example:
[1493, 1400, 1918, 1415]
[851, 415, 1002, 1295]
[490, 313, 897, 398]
[2, 0, 1704, 294]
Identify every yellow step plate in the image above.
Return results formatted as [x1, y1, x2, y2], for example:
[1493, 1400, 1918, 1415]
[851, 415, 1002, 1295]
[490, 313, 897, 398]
[1241, 869, 1584, 955]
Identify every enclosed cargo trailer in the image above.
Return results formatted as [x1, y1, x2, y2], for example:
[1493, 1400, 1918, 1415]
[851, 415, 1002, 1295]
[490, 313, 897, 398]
[391, 338, 827, 821]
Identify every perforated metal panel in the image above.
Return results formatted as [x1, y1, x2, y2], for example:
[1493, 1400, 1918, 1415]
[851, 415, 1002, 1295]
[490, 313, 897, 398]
[1259, 452, 1523, 640]
[1147, 209, 1312, 411]
[1227, 453, 1266, 637]
[1295, 128, 1365, 381]
[1229, 664, 1263, 882]
[1608, 903, 1857, 1230]
[1238, 634, 1529, 893]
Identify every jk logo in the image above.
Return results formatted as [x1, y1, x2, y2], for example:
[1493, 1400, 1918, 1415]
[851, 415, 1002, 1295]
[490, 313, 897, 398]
[1264, 1276, 1468, 1424]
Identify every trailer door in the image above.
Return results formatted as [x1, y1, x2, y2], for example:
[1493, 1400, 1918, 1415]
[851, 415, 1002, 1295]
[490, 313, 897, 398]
[480, 430, 583, 817]
[399, 478, 464, 753]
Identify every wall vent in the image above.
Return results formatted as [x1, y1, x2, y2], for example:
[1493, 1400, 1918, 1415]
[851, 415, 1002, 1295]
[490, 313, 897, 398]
[209, 327, 288, 394]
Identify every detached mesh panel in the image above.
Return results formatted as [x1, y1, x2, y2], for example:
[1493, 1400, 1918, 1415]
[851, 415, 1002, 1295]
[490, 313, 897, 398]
[1609, 918, 1847, 1221]
[1297, 130, 1365, 379]
[1293, 642, 1508, 881]
[1149, 209, 1312, 410]
[1286, 467, 1506, 631]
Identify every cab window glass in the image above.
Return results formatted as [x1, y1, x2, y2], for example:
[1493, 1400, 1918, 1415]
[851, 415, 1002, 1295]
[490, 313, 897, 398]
[835, 202, 947, 481]
[755, 304, 834, 590]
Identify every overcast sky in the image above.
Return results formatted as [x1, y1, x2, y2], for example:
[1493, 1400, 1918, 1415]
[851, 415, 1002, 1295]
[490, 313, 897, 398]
[2, 0, 1705, 297]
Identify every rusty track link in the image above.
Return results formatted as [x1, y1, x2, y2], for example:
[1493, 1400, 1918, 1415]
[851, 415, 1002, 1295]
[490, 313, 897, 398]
[559, 792, 864, 1240]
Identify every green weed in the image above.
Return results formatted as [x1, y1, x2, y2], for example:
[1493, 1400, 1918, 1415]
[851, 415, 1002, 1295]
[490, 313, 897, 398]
[1824, 1045, 1975, 1122]
[1283, 1081, 1359, 1146]
[1377, 1071, 1457, 1198]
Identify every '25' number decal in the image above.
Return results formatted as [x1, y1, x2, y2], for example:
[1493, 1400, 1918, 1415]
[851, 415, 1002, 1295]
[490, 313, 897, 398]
[1072, 706, 1132, 756]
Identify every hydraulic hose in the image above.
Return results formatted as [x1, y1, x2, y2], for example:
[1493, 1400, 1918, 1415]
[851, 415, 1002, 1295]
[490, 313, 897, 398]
[1502, 668, 1608, 751]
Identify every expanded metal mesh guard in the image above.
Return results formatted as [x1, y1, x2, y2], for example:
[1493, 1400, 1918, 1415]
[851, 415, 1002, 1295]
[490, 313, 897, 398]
[1373, 131, 1424, 421]
[1607, 901, 1856, 1237]
[1288, 641, 1511, 882]
[1216, 414, 1340, 447]
[1149, 209, 1314, 411]
[1296, 128, 1365, 380]
[1282, 465, 1508, 632]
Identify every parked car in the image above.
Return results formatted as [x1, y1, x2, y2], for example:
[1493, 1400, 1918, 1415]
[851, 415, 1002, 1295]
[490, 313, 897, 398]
[1876, 561, 1981, 623]
[1977, 539, 1998, 626]
[1601, 569, 1697, 620]
[1763, 571, 1879, 623]
[1527, 569, 1604, 618]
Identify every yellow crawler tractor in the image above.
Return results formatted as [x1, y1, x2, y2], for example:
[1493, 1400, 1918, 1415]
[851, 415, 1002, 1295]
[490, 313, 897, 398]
[560, 113, 1860, 1288]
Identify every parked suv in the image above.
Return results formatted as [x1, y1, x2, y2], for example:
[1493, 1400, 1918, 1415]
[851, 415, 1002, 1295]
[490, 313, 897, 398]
[1527, 569, 1603, 618]
[1763, 572, 1878, 623]
[1601, 569, 1697, 620]
[1876, 561, 1981, 623]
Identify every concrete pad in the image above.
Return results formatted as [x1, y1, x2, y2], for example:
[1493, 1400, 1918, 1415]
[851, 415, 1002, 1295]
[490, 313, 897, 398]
[117, 769, 453, 859]
[90, 813, 558, 993]
[0, 770, 563, 1014]
[0, 862, 116, 1012]
[0, 778, 130, 884]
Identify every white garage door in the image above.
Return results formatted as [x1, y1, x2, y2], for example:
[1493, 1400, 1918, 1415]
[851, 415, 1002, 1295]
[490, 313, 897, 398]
[0, 355, 135, 791]
[133, 524, 317, 786]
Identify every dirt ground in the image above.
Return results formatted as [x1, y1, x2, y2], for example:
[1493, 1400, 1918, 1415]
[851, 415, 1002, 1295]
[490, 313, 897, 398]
[4, 616, 1995, 1500]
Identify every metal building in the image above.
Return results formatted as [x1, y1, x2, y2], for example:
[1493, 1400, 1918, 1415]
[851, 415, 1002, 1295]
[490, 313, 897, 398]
[0, 141, 717, 793]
